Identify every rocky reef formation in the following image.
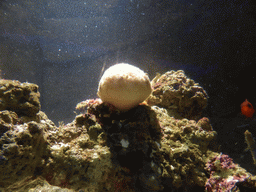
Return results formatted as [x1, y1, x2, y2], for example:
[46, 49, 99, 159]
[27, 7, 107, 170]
[147, 70, 208, 120]
[0, 71, 256, 191]
[0, 79, 40, 117]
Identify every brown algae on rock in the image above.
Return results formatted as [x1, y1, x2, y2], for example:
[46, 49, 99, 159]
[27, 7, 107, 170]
[0, 112, 51, 188]
[151, 105, 217, 189]
[0, 71, 256, 191]
[147, 70, 208, 120]
[0, 79, 40, 117]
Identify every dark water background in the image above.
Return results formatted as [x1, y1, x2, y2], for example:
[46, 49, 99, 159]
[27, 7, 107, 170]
[0, 0, 255, 173]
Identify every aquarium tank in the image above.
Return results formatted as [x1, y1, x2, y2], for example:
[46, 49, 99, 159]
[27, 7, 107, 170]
[0, 0, 255, 191]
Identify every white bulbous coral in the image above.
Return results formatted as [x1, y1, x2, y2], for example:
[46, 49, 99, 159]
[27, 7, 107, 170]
[97, 63, 152, 111]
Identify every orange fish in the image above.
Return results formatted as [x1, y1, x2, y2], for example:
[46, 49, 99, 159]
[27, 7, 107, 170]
[241, 99, 255, 118]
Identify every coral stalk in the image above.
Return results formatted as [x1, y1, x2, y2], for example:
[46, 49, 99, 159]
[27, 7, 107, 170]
[244, 130, 256, 165]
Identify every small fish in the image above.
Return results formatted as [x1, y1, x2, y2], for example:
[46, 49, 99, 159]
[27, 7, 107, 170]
[241, 99, 255, 118]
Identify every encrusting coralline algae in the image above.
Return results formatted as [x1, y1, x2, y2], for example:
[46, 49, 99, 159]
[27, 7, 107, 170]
[0, 68, 256, 191]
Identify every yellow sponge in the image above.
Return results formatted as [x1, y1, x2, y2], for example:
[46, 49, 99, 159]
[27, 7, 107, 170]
[97, 63, 152, 111]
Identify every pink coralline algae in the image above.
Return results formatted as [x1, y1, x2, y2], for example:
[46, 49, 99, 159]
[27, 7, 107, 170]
[196, 117, 213, 131]
[205, 154, 248, 192]
[76, 98, 103, 113]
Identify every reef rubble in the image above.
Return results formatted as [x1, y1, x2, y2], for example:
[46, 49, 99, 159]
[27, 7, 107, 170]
[0, 71, 256, 191]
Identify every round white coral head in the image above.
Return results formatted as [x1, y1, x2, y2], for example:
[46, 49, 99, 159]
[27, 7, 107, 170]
[97, 63, 152, 111]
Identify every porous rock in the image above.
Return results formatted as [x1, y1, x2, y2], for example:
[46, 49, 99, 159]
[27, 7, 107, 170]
[1, 78, 256, 191]
[0, 79, 40, 116]
[147, 70, 208, 120]
[0, 113, 52, 189]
